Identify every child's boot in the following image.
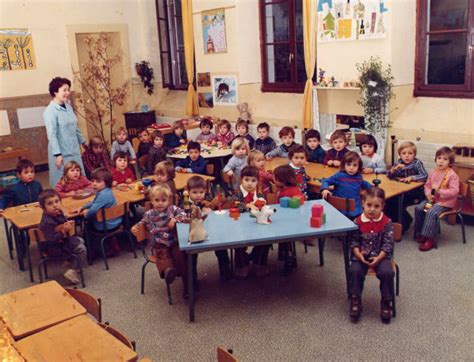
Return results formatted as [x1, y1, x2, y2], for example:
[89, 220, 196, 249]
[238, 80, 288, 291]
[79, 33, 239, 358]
[419, 238, 435, 251]
[380, 298, 392, 324]
[349, 295, 362, 323]
[416, 235, 426, 243]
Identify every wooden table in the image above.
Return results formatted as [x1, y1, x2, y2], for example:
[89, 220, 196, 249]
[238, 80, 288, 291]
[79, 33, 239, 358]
[167, 144, 232, 170]
[15, 315, 137, 361]
[0, 281, 86, 339]
[147, 120, 201, 135]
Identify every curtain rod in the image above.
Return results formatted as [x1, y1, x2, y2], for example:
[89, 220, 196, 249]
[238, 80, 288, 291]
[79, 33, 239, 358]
[192, 5, 236, 15]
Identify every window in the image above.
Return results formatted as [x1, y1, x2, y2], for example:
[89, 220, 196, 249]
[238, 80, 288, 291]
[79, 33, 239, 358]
[415, 0, 474, 98]
[259, 0, 314, 93]
[156, 0, 188, 90]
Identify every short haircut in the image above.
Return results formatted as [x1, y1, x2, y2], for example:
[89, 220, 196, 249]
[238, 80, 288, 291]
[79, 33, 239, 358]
[247, 149, 265, 167]
[39, 189, 61, 209]
[113, 151, 129, 164]
[241, 165, 259, 180]
[89, 136, 104, 148]
[305, 129, 321, 142]
[288, 145, 308, 160]
[235, 119, 249, 132]
[148, 184, 173, 203]
[200, 117, 213, 130]
[279, 126, 295, 138]
[187, 175, 207, 190]
[273, 165, 297, 187]
[330, 130, 347, 144]
[116, 127, 128, 136]
[359, 134, 378, 153]
[48, 77, 71, 97]
[363, 187, 386, 202]
[257, 122, 270, 131]
[398, 141, 417, 156]
[154, 160, 175, 180]
[16, 159, 35, 174]
[435, 146, 455, 166]
[152, 130, 164, 140]
[90, 167, 113, 188]
[172, 120, 185, 131]
[187, 141, 201, 152]
[218, 119, 231, 132]
[340, 151, 363, 174]
[231, 137, 250, 154]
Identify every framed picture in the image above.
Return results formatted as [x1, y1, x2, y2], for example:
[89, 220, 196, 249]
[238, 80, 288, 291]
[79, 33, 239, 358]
[212, 75, 238, 106]
[198, 92, 214, 108]
[197, 72, 211, 87]
[201, 8, 227, 54]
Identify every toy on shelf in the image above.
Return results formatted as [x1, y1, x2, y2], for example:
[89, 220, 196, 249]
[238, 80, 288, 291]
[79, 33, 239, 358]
[188, 205, 209, 243]
[250, 205, 276, 225]
[310, 204, 326, 228]
[236, 102, 251, 122]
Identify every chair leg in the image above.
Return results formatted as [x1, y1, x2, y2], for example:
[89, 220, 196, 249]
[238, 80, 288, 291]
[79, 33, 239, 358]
[84, 227, 93, 266]
[25, 240, 34, 283]
[304, 241, 308, 254]
[291, 241, 297, 268]
[392, 281, 397, 318]
[126, 231, 137, 258]
[458, 214, 466, 244]
[166, 282, 173, 305]
[318, 238, 325, 266]
[141, 261, 149, 294]
[71, 254, 86, 288]
[395, 264, 400, 296]
[5, 220, 14, 260]
[38, 260, 45, 284]
[43, 262, 48, 279]
[100, 236, 109, 270]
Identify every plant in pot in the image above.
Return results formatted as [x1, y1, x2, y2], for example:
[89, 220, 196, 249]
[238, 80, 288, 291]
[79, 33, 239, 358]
[135, 61, 154, 95]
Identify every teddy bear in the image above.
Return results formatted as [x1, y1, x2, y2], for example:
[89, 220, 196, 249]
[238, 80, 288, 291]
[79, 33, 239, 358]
[236, 102, 251, 122]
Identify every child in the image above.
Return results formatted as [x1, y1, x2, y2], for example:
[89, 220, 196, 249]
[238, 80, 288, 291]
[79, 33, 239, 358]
[323, 130, 349, 167]
[215, 119, 235, 146]
[175, 142, 208, 174]
[288, 145, 310, 198]
[111, 151, 135, 186]
[55, 160, 91, 198]
[266, 126, 297, 159]
[154, 161, 177, 196]
[136, 128, 152, 159]
[231, 166, 270, 278]
[0, 159, 43, 213]
[131, 184, 188, 297]
[321, 151, 372, 218]
[304, 129, 325, 164]
[232, 119, 255, 148]
[359, 135, 386, 174]
[81, 136, 111, 178]
[248, 150, 273, 195]
[254, 122, 276, 155]
[111, 127, 136, 161]
[348, 187, 395, 324]
[38, 189, 87, 285]
[165, 120, 187, 149]
[196, 117, 217, 144]
[223, 137, 249, 190]
[147, 130, 167, 175]
[414, 147, 459, 252]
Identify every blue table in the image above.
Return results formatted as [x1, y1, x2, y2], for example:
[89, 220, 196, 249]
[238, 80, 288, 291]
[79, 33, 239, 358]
[177, 199, 357, 322]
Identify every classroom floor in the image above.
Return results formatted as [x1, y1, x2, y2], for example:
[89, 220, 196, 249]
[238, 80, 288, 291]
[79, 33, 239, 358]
[1, 172, 473, 360]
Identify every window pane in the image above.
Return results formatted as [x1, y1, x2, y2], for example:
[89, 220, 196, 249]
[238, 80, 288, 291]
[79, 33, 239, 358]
[156, 0, 166, 19]
[295, 0, 303, 41]
[428, 0, 468, 31]
[266, 44, 290, 83]
[174, 0, 182, 17]
[296, 42, 306, 83]
[175, 17, 184, 50]
[161, 53, 171, 85]
[178, 51, 187, 86]
[265, 2, 289, 43]
[159, 19, 169, 52]
[426, 33, 467, 85]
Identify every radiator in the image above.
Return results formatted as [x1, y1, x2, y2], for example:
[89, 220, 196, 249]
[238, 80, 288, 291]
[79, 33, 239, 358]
[398, 140, 453, 172]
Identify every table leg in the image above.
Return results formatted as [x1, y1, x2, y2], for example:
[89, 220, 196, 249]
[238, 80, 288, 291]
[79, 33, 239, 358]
[12, 225, 25, 271]
[3, 218, 14, 260]
[188, 253, 195, 322]
[342, 233, 350, 298]
[398, 194, 404, 223]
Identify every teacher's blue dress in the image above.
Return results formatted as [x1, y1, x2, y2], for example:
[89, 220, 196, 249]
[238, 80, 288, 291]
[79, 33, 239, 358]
[43, 101, 85, 187]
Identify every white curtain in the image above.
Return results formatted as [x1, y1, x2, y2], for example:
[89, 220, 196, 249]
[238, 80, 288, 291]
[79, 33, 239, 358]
[319, 113, 337, 149]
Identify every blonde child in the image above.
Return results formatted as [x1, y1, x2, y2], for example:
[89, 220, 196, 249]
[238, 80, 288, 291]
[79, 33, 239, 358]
[215, 119, 235, 146]
[165, 120, 187, 149]
[196, 117, 217, 144]
[147, 130, 167, 174]
[265, 126, 297, 159]
[154, 160, 177, 196]
[232, 119, 255, 148]
[414, 147, 459, 252]
[254, 122, 276, 155]
[55, 160, 92, 198]
[248, 150, 273, 195]
[111, 151, 135, 186]
[359, 135, 386, 174]
[323, 130, 349, 167]
[223, 137, 250, 190]
[81, 136, 111, 178]
[288, 145, 310, 198]
[111, 127, 136, 161]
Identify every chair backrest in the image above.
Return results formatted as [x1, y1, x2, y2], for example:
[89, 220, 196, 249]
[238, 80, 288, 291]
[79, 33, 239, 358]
[97, 322, 135, 351]
[266, 192, 278, 205]
[392, 222, 402, 242]
[138, 155, 148, 169]
[28, 226, 75, 243]
[327, 195, 356, 213]
[132, 137, 140, 153]
[206, 163, 215, 176]
[221, 171, 234, 191]
[66, 288, 102, 322]
[96, 202, 128, 222]
[133, 223, 148, 243]
[217, 347, 238, 362]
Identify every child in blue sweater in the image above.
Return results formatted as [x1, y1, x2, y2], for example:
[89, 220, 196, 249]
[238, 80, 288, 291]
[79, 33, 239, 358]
[266, 126, 297, 159]
[223, 137, 250, 190]
[304, 129, 325, 164]
[165, 120, 187, 149]
[321, 152, 372, 218]
[175, 142, 207, 174]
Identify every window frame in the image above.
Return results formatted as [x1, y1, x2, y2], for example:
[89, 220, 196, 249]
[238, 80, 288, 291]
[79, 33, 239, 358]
[414, 0, 474, 98]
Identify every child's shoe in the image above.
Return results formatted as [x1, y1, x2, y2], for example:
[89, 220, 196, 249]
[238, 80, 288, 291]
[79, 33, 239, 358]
[416, 235, 426, 243]
[419, 238, 435, 251]
[349, 295, 362, 323]
[164, 267, 177, 284]
[380, 299, 392, 324]
[64, 269, 80, 285]
[254, 264, 270, 278]
[234, 265, 249, 279]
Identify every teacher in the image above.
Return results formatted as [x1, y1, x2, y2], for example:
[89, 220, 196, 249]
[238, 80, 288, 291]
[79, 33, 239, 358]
[43, 77, 86, 187]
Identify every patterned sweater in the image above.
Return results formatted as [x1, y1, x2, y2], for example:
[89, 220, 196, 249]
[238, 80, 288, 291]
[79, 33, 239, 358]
[388, 158, 428, 182]
[216, 131, 235, 146]
[81, 149, 111, 178]
[196, 132, 217, 144]
[289, 163, 310, 197]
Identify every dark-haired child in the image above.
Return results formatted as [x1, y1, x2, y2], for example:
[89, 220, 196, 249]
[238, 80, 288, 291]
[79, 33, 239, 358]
[147, 130, 167, 174]
[288, 145, 310, 198]
[111, 127, 136, 161]
[216, 119, 235, 146]
[254, 122, 276, 155]
[81, 136, 111, 178]
[165, 120, 188, 149]
[136, 128, 152, 159]
[232, 119, 255, 148]
[175, 142, 208, 174]
[266, 126, 297, 159]
[304, 129, 325, 164]
[359, 135, 386, 174]
[323, 130, 349, 167]
[196, 118, 217, 144]
[111, 151, 135, 186]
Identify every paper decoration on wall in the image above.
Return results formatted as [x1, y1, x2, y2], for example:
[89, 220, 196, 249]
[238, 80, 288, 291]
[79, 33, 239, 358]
[17, 106, 46, 129]
[197, 72, 211, 87]
[212, 75, 237, 106]
[318, 0, 388, 42]
[0, 110, 11, 136]
[0, 29, 36, 71]
[202, 9, 227, 54]
[198, 92, 214, 108]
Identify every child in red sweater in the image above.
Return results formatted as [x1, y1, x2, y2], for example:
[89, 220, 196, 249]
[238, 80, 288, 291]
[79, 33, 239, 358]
[55, 161, 92, 198]
[111, 151, 135, 187]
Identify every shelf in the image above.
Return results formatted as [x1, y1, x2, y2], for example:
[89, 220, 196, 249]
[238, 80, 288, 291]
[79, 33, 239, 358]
[315, 86, 360, 91]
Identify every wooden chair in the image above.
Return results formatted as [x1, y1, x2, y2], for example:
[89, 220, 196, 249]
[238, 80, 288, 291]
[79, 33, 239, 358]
[28, 228, 85, 287]
[132, 137, 140, 153]
[221, 170, 235, 195]
[66, 287, 102, 322]
[206, 163, 215, 176]
[436, 182, 468, 246]
[97, 322, 136, 351]
[217, 347, 238, 362]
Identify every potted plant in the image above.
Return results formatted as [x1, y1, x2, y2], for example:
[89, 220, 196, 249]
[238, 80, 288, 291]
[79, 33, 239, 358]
[135, 61, 154, 95]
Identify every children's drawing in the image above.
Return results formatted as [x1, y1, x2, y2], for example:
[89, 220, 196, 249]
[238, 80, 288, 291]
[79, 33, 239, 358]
[212, 75, 238, 106]
[198, 92, 214, 108]
[202, 9, 227, 54]
[0, 28, 36, 71]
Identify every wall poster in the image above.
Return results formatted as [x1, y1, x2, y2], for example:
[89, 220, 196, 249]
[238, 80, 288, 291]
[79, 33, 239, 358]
[201, 8, 227, 54]
[0, 28, 36, 71]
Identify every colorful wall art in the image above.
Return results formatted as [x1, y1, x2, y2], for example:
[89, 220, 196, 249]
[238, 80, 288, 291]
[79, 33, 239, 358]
[0, 28, 36, 71]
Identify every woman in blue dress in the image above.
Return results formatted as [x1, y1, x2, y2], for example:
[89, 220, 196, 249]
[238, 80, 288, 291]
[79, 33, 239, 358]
[43, 77, 86, 186]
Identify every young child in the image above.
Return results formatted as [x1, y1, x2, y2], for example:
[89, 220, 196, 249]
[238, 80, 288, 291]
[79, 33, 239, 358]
[196, 117, 217, 144]
[165, 120, 187, 149]
[215, 119, 235, 146]
[266, 126, 297, 159]
[248, 150, 273, 195]
[359, 135, 386, 174]
[38, 189, 87, 285]
[231, 166, 270, 278]
[136, 128, 152, 159]
[304, 129, 325, 164]
[414, 147, 459, 252]
[0, 159, 43, 213]
[254, 122, 276, 155]
[175, 142, 208, 174]
[81, 136, 111, 178]
[111, 151, 135, 186]
[323, 130, 349, 167]
[131, 184, 189, 297]
[111, 127, 136, 161]
[288, 145, 310, 198]
[348, 187, 395, 324]
[321, 151, 372, 218]
[55, 160, 91, 198]
[223, 137, 250, 190]
[154, 161, 177, 196]
[232, 119, 255, 149]
[147, 130, 167, 174]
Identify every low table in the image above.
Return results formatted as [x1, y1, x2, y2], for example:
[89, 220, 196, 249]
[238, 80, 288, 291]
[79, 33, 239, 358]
[167, 144, 232, 169]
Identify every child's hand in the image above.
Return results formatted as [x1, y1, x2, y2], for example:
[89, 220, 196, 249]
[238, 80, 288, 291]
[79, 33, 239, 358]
[321, 190, 332, 199]
[176, 167, 183, 173]
[168, 218, 177, 228]
[327, 160, 334, 166]
[0, 209, 4, 216]
[227, 170, 234, 176]
[125, 178, 132, 184]
[367, 256, 382, 267]
[333, 160, 341, 167]
[131, 225, 139, 236]
[217, 141, 223, 147]
[112, 181, 118, 187]
[247, 203, 258, 211]
[362, 167, 374, 174]
[265, 155, 272, 160]
[399, 176, 413, 183]
[203, 207, 212, 214]
[67, 191, 76, 197]
[392, 163, 405, 171]
[129, 160, 136, 164]
[180, 139, 186, 144]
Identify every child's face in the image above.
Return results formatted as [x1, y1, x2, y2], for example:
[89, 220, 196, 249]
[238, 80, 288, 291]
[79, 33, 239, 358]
[258, 128, 269, 140]
[155, 173, 168, 184]
[201, 125, 211, 135]
[332, 137, 347, 151]
[92, 144, 104, 155]
[154, 137, 164, 148]
[138, 131, 150, 143]
[345, 160, 359, 175]
[436, 154, 450, 170]
[242, 176, 258, 192]
[235, 146, 247, 158]
[174, 127, 184, 137]
[219, 125, 229, 136]
[67, 167, 81, 181]
[115, 157, 128, 171]
[252, 157, 265, 170]
[291, 152, 307, 168]
[274, 178, 285, 189]
[18, 167, 35, 183]
[91, 179, 106, 191]
[236, 125, 247, 136]
[361, 144, 375, 156]
[189, 149, 200, 161]
[116, 131, 128, 143]
[151, 193, 170, 212]
[399, 147, 415, 164]
[43, 195, 62, 216]
[306, 137, 320, 150]
[281, 134, 294, 147]
[362, 196, 384, 220]
[189, 187, 206, 203]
